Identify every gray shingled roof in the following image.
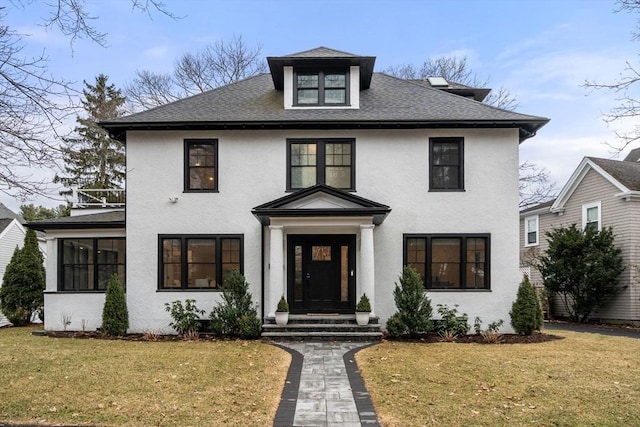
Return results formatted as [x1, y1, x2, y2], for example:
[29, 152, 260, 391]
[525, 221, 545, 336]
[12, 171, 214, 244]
[0, 203, 23, 223]
[624, 148, 640, 162]
[280, 47, 361, 58]
[28, 211, 125, 231]
[102, 73, 548, 141]
[519, 199, 555, 214]
[589, 157, 640, 191]
[0, 218, 14, 233]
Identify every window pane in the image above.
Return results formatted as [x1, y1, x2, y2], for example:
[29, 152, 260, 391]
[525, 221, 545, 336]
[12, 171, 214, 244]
[324, 89, 345, 104]
[312, 246, 331, 261]
[587, 207, 598, 222]
[294, 245, 303, 302]
[164, 264, 181, 288]
[221, 238, 241, 287]
[465, 238, 486, 288]
[189, 144, 215, 167]
[431, 238, 460, 288]
[326, 166, 351, 188]
[188, 239, 215, 288]
[188, 239, 215, 263]
[298, 89, 318, 104]
[291, 166, 317, 188]
[163, 239, 181, 263]
[325, 74, 345, 88]
[190, 168, 216, 190]
[432, 166, 459, 189]
[298, 74, 318, 88]
[527, 232, 537, 244]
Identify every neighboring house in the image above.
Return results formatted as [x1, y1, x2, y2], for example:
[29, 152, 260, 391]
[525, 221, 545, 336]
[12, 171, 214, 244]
[30, 47, 548, 334]
[0, 203, 26, 327]
[520, 149, 640, 324]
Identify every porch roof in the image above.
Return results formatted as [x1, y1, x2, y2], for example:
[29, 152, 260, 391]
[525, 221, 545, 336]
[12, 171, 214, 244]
[252, 185, 391, 226]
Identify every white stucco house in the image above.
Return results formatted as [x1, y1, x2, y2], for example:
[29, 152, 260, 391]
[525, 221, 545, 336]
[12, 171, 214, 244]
[30, 47, 548, 335]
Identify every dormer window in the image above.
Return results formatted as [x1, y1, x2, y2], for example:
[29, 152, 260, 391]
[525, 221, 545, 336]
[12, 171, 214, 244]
[295, 70, 349, 106]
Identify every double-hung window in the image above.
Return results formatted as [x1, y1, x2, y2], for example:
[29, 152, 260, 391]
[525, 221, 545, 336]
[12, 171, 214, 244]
[582, 202, 601, 231]
[524, 215, 539, 246]
[429, 137, 464, 190]
[404, 234, 490, 290]
[295, 70, 348, 106]
[287, 139, 355, 190]
[184, 139, 218, 191]
[59, 238, 126, 291]
[159, 235, 242, 290]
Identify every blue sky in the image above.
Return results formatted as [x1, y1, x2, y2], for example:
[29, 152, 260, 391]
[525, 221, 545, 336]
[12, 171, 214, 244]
[2, 0, 638, 211]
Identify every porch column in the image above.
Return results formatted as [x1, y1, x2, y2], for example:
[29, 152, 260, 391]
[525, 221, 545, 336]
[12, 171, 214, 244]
[268, 225, 285, 317]
[360, 224, 376, 316]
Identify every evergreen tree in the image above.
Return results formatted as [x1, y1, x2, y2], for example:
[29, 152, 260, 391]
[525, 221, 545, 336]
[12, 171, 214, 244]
[510, 275, 543, 335]
[539, 224, 624, 322]
[20, 204, 70, 221]
[101, 275, 129, 335]
[209, 270, 261, 338]
[386, 266, 433, 338]
[0, 229, 45, 325]
[54, 74, 126, 195]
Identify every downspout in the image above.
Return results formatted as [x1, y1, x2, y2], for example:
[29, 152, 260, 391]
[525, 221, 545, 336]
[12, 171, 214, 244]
[260, 224, 265, 323]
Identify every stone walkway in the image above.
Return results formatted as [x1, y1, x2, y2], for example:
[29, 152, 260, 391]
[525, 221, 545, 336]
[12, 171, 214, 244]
[273, 342, 380, 427]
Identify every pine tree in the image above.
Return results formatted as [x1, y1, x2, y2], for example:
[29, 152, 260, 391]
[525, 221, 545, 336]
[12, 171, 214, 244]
[0, 229, 45, 325]
[386, 266, 433, 338]
[209, 270, 261, 338]
[54, 74, 126, 195]
[510, 275, 543, 335]
[101, 275, 129, 335]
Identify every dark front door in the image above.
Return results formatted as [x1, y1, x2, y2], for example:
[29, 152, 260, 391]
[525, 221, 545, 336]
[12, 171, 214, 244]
[287, 235, 355, 313]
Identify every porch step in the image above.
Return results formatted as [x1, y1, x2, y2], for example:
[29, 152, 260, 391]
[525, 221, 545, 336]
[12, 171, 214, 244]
[262, 314, 383, 341]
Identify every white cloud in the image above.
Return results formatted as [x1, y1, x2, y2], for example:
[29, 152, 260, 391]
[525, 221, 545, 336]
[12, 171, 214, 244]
[143, 45, 170, 60]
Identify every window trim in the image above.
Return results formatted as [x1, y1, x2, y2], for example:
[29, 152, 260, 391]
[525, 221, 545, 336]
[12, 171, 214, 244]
[286, 138, 356, 191]
[184, 139, 219, 193]
[429, 137, 465, 191]
[293, 69, 350, 107]
[582, 201, 602, 231]
[157, 234, 243, 291]
[403, 233, 490, 291]
[58, 237, 126, 292]
[524, 215, 539, 247]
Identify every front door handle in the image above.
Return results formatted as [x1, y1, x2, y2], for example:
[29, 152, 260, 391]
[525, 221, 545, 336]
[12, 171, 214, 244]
[305, 272, 311, 280]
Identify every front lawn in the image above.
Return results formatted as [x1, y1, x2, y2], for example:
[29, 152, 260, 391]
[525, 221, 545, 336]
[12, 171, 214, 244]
[357, 330, 640, 426]
[0, 327, 290, 426]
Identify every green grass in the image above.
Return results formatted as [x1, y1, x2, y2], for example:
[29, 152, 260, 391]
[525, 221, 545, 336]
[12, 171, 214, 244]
[357, 331, 640, 427]
[0, 327, 290, 426]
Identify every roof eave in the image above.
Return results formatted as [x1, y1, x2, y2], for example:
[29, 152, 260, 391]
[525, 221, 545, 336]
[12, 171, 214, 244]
[28, 221, 125, 231]
[101, 118, 549, 143]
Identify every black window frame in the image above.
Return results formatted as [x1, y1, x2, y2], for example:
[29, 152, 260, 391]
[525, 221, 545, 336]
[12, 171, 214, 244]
[403, 234, 490, 291]
[58, 237, 126, 292]
[287, 138, 355, 191]
[184, 139, 218, 193]
[429, 137, 465, 191]
[293, 69, 350, 106]
[158, 234, 243, 291]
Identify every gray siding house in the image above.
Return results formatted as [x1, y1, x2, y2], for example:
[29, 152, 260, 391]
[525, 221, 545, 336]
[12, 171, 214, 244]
[520, 149, 640, 324]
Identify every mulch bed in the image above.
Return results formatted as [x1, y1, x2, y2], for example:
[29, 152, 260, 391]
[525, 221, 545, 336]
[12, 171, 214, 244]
[385, 332, 563, 344]
[38, 329, 564, 344]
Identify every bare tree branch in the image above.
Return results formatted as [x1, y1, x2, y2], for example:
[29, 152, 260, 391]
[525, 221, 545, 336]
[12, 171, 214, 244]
[519, 161, 557, 209]
[583, 1, 640, 153]
[384, 55, 519, 111]
[0, 1, 177, 200]
[126, 35, 266, 111]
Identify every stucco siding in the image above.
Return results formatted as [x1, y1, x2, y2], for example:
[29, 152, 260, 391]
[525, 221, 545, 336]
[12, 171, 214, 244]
[123, 127, 521, 333]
